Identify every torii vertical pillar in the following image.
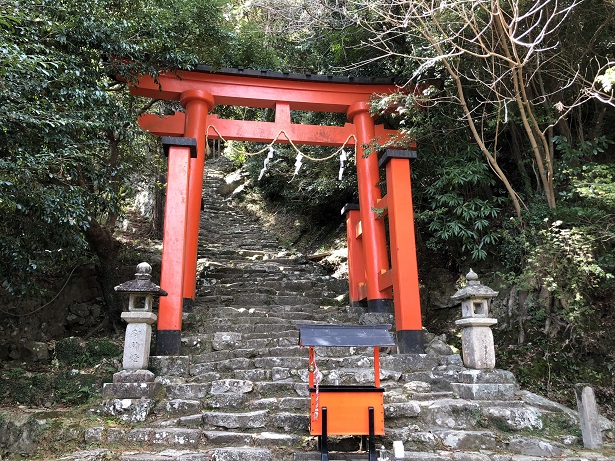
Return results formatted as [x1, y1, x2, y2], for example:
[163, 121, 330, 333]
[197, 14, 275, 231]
[379, 150, 423, 353]
[341, 203, 367, 307]
[347, 102, 393, 312]
[157, 137, 197, 355]
[180, 90, 214, 310]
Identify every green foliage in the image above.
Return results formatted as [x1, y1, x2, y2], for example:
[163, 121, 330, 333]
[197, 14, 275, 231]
[555, 135, 615, 209]
[375, 85, 511, 264]
[595, 66, 615, 92]
[0, 366, 111, 406]
[497, 321, 615, 419]
[0, 0, 232, 295]
[54, 338, 86, 366]
[55, 337, 121, 367]
[0, 337, 120, 406]
[417, 151, 505, 261]
[52, 370, 101, 405]
[520, 221, 613, 332]
[85, 338, 123, 363]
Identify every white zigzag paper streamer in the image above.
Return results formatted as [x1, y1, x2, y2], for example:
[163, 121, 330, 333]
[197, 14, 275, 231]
[258, 146, 275, 181]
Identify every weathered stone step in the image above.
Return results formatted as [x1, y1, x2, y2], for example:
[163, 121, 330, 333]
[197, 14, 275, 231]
[198, 279, 324, 293]
[408, 391, 456, 401]
[183, 330, 299, 344]
[410, 398, 539, 432]
[166, 410, 309, 434]
[202, 409, 269, 430]
[88, 427, 202, 448]
[200, 230, 277, 238]
[166, 383, 211, 400]
[384, 401, 421, 420]
[190, 363, 307, 384]
[191, 303, 338, 316]
[399, 429, 497, 451]
[180, 332, 301, 354]
[152, 354, 427, 381]
[205, 315, 305, 326]
[194, 294, 333, 308]
[190, 346, 305, 364]
[306, 367, 401, 386]
[111, 443, 281, 460]
[295, 450, 505, 461]
[154, 399, 202, 416]
[184, 322, 306, 336]
[201, 262, 316, 273]
[205, 273, 317, 284]
[191, 308, 323, 323]
[198, 286, 278, 296]
[249, 396, 309, 411]
[294, 453, 381, 461]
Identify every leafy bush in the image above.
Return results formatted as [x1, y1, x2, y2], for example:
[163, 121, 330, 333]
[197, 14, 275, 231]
[55, 337, 121, 367]
[416, 150, 506, 261]
[517, 221, 613, 334]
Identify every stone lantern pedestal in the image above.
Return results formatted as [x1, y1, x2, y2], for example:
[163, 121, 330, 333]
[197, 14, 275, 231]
[451, 270, 517, 400]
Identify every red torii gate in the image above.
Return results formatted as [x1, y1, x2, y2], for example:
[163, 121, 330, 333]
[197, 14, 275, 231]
[129, 67, 423, 354]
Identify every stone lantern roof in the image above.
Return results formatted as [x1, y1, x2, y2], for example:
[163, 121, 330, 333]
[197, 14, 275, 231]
[114, 262, 168, 296]
[451, 269, 498, 302]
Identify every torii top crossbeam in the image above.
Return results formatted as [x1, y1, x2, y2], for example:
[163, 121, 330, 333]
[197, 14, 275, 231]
[129, 66, 423, 356]
[132, 66, 405, 146]
[133, 65, 401, 111]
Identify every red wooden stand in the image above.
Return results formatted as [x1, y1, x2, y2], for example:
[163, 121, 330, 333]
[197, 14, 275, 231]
[297, 324, 395, 461]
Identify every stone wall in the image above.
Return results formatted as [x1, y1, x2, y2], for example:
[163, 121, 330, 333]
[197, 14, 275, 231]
[0, 265, 103, 362]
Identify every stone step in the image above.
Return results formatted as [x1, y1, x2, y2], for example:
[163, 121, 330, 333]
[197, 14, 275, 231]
[180, 333, 302, 354]
[249, 396, 309, 412]
[205, 274, 316, 284]
[294, 453, 380, 461]
[190, 305, 344, 319]
[194, 294, 333, 308]
[202, 410, 269, 430]
[93, 427, 203, 448]
[154, 399, 203, 416]
[295, 450, 512, 461]
[398, 429, 497, 451]
[152, 354, 426, 381]
[180, 321, 296, 334]
[191, 309, 324, 323]
[101, 442, 284, 460]
[190, 346, 305, 363]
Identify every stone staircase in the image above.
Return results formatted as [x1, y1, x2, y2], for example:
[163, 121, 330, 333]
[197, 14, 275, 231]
[76, 159, 614, 461]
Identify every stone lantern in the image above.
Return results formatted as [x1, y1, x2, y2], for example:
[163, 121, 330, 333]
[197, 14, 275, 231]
[452, 269, 498, 370]
[102, 262, 167, 401]
[114, 262, 167, 371]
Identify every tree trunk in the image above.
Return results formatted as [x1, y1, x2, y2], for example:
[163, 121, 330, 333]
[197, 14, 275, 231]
[84, 218, 123, 320]
[509, 122, 533, 197]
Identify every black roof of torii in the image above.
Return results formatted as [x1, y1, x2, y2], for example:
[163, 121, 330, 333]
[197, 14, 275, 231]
[193, 65, 403, 85]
